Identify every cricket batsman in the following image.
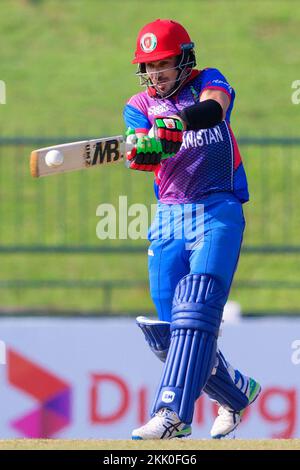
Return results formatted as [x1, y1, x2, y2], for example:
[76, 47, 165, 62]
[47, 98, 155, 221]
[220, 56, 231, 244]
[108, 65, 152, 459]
[123, 19, 261, 439]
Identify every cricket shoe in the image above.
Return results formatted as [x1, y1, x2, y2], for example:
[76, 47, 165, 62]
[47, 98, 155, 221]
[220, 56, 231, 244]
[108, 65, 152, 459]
[132, 408, 192, 440]
[210, 378, 262, 439]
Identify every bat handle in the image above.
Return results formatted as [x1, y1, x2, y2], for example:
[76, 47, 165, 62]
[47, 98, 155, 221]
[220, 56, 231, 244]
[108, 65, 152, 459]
[124, 143, 135, 169]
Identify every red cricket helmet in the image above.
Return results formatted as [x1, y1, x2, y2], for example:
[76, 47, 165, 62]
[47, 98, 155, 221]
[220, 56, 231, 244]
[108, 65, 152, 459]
[132, 19, 194, 64]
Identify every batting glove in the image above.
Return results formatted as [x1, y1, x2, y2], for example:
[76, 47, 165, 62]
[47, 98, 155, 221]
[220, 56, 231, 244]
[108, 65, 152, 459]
[125, 129, 163, 171]
[153, 116, 184, 155]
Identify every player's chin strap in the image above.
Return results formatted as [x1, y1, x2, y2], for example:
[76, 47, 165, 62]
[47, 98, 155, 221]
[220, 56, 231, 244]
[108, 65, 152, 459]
[148, 68, 200, 100]
[149, 66, 194, 100]
[136, 47, 196, 100]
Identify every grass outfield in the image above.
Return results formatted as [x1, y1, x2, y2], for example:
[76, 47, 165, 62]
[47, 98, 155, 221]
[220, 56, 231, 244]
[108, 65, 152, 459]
[0, 439, 300, 450]
[1, 143, 300, 313]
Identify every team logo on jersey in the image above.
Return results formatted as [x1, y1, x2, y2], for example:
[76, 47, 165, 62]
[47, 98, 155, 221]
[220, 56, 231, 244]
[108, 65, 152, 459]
[140, 33, 157, 53]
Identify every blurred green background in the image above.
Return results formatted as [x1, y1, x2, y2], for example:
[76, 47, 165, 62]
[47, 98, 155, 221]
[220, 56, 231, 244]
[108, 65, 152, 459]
[0, 0, 299, 315]
[1, 0, 299, 136]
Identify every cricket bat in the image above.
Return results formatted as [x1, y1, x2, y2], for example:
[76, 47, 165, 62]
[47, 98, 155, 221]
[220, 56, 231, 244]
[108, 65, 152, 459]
[30, 135, 135, 178]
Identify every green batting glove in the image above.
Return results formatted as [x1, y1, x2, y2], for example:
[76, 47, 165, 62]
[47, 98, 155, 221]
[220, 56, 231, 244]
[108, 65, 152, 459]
[126, 133, 163, 171]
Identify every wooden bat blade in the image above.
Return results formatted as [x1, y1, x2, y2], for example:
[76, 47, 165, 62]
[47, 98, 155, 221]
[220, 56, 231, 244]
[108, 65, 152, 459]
[30, 135, 129, 178]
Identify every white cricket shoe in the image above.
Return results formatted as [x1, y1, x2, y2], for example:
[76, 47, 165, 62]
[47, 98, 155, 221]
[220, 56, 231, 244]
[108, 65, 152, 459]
[132, 408, 192, 440]
[210, 378, 261, 439]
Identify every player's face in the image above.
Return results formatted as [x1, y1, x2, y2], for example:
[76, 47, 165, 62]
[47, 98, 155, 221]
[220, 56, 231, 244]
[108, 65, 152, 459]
[145, 57, 178, 95]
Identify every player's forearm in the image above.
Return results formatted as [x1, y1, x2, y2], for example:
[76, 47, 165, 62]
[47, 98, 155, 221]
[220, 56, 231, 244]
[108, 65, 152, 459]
[178, 99, 223, 131]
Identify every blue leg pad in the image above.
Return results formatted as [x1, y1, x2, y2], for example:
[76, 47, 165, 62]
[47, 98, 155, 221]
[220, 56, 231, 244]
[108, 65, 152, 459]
[204, 350, 250, 411]
[136, 317, 249, 411]
[136, 316, 171, 362]
[151, 274, 226, 424]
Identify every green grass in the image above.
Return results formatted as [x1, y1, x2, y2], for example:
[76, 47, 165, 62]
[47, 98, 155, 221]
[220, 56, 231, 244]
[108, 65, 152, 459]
[0, 0, 300, 313]
[0, 439, 299, 450]
[1, 142, 300, 313]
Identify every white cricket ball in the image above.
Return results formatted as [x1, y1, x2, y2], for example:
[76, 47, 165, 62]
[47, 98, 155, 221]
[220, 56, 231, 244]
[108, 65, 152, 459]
[45, 149, 64, 167]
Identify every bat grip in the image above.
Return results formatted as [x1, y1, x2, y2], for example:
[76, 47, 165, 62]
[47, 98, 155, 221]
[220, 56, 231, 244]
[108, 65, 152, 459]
[125, 142, 135, 152]
[123, 141, 136, 169]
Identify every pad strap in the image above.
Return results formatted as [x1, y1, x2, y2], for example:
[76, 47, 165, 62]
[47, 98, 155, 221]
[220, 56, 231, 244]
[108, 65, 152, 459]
[204, 351, 250, 411]
[137, 316, 250, 412]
